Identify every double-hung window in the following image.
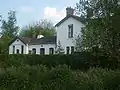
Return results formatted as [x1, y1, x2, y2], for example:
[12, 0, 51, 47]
[68, 24, 73, 38]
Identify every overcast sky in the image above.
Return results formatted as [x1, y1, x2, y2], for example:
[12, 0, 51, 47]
[0, 0, 79, 27]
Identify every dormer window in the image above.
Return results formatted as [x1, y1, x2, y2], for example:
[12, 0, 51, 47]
[68, 24, 73, 38]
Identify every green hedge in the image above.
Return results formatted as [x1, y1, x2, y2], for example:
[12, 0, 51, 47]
[0, 53, 119, 70]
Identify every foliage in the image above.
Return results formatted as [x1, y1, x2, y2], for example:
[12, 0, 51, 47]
[0, 10, 19, 37]
[75, 0, 120, 60]
[0, 65, 75, 90]
[55, 41, 65, 54]
[0, 64, 120, 89]
[72, 68, 120, 90]
[19, 19, 56, 38]
[0, 53, 119, 70]
[0, 10, 19, 54]
[41, 65, 75, 90]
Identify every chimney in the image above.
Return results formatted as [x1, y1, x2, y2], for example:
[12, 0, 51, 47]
[66, 7, 74, 16]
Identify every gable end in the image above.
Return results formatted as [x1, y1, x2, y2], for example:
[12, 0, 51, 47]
[55, 15, 85, 27]
[9, 37, 27, 46]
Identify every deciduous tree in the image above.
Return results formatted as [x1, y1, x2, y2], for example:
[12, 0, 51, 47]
[0, 10, 19, 54]
[19, 19, 56, 38]
[75, 0, 120, 60]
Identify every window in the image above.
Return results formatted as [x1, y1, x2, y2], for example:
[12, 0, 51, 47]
[66, 47, 70, 54]
[21, 45, 24, 54]
[16, 49, 19, 54]
[49, 48, 54, 54]
[13, 46, 15, 54]
[71, 46, 74, 54]
[40, 48, 45, 55]
[17, 39, 19, 42]
[68, 24, 73, 38]
[32, 48, 36, 54]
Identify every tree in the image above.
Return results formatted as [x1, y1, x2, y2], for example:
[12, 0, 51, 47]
[1, 10, 19, 37]
[55, 41, 64, 54]
[75, 0, 120, 60]
[19, 19, 56, 38]
[0, 10, 19, 54]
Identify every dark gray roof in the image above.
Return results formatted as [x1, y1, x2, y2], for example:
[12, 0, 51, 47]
[19, 37, 32, 44]
[29, 36, 56, 45]
[9, 36, 56, 46]
[55, 15, 85, 27]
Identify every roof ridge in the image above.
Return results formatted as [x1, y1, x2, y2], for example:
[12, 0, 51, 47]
[55, 15, 84, 27]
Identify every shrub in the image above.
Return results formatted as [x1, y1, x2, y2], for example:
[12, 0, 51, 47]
[0, 65, 48, 90]
[41, 65, 75, 90]
[0, 65, 120, 90]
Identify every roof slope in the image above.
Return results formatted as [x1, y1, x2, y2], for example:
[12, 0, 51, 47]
[9, 37, 32, 45]
[9, 36, 56, 46]
[29, 36, 56, 45]
[19, 37, 32, 44]
[55, 15, 85, 27]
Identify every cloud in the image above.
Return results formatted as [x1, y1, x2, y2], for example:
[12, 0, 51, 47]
[20, 6, 35, 13]
[44, 7, 66, 24]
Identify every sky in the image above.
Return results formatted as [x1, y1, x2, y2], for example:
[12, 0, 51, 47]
[0, 0, 79, 28]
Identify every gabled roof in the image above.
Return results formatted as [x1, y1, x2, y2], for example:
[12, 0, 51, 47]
[9, 36, 57, 46]
[9, 36, 32, 46]
[20, 37, 32, 44]
[55, 15, 85, 27]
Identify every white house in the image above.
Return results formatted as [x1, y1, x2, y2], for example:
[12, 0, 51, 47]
[9, 7, 85, 55]
[9, 36, 56, 55]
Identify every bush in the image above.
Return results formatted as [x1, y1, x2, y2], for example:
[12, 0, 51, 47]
[0, 64, 120, 90]
[0, 53, 119, 70]
[41, 65, 75, 90]
[0, 65, 48, 90]
[72, 68, 120, 90]
[0, 65, 75, 90]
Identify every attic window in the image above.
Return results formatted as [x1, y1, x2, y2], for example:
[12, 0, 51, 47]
[68, 24, 73, 38]
[17, 39, 19, 42]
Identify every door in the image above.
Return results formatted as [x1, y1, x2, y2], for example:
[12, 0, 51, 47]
[40, 48, 45, 55]
[16, 49, 19, 54]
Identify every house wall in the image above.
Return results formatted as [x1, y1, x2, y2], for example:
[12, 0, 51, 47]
[28, 44, 56, 55]
[56, 17, 84, 54]
[9, 39, 27, 54]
